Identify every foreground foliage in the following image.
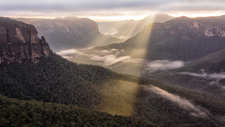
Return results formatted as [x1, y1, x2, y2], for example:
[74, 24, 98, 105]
[0, 54, 225, 126]
[0, 95, 156, 127]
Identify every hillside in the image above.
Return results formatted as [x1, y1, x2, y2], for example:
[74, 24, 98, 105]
[150, 48, 225, 98]
[2, 17, 225, 126]
[1, 54, 225, 126]
[97, 14, 174, 40]
[0, 95, 156, 127]
[94, 16, 225, 61]
[16, 17, 122, 51]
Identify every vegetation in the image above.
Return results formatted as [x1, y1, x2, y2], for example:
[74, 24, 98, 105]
[0, 95, 156, 127]
[1, 54, 225, 126]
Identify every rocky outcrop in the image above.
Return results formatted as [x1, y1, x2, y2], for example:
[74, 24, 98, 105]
[0, 17, 52, 64]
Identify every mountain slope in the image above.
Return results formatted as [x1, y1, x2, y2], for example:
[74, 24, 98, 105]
[0, 54, 225, 126]
[95, 16, 225, 61]
[17, 17, 122, 51]
[2, 17, 225, 126]
[0, 94, 156, 127]
[97, 14, 174, 40]
[150, 48, 225, 98]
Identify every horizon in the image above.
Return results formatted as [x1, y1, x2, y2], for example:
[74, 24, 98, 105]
[4, 13, 225, 22]
[1, 0, 225, 22]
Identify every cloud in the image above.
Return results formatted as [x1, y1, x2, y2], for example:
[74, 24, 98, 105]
[57, 49, 83, 56]
[146, 86, 208, 117]
[57, 48, 130, 66]
[123, 59, 185, 74]
[57, 48, 185, 75]
[144, 60, 184, 73]
[102, 28, 118, 36]
[1, 0, 225, 19]
[90, 54, 130, 66]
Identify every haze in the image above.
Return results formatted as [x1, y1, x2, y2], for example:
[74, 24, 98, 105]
[1, 0, 225, 21]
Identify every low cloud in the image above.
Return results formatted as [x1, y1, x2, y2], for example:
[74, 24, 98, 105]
[144, 60, 184, 73]
[57, 49, 185, 74]
[57, 49, 83, 56]
[90, 54, 130, 66]
[147, 86, 208, 117]
[57, 48, 130, 66]
[179, 72, 225, 79]
[102, 28, 118, 36]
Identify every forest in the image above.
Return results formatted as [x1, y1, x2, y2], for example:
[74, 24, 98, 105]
[1, 54, 225, 126]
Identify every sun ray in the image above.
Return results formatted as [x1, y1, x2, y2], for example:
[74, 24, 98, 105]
[112, 14, 156, 76]
[100, 80, 138, 116]
[97, 14, 157, 116]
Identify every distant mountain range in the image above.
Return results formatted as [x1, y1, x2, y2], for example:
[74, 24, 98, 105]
[97, 14, 174, 40]
[95, 16, 225, 61]
[64, 15, 225, 98]
[16, 17, 122, 51]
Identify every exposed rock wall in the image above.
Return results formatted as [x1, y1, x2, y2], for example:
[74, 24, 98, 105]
[0, 17, 52, 64]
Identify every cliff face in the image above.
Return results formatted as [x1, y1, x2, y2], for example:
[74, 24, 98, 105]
[0, 17, 52, 64]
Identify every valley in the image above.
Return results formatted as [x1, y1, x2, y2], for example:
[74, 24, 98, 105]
[1, 14, 225, 127]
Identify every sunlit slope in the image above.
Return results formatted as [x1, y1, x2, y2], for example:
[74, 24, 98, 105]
[1, 54, 225, 126]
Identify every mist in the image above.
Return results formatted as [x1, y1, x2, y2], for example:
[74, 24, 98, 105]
[101, 28, 118, 36]
[143, 60, 184, 73]
[57, 48, 130, 66]
[57, 49, 84, 56]
[146, 86, 208, 117]
[179, 72, 225, 79]
[57, 48, 185, 75]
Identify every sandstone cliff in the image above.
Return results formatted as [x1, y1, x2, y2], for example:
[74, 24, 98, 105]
[0, 17, 52, 64]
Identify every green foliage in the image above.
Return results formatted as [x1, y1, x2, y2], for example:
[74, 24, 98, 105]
[0, 54, 225, 126]
[0, 95, 156, 127]
[0, 54, 118, 109]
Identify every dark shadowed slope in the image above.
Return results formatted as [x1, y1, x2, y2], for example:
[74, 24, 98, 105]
[151, 48, 225, 98]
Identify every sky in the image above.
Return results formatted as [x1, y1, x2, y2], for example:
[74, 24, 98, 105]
[1, 0, 225, 21]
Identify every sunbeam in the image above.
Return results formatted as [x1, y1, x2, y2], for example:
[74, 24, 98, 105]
[115, 14, 156, 76]
[98, 14, 157, 116]
[58, 14, 158, 117]
[100, 80, 138, 116]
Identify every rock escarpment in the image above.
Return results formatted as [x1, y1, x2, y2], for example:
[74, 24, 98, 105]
[0, 17, 52, 64]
